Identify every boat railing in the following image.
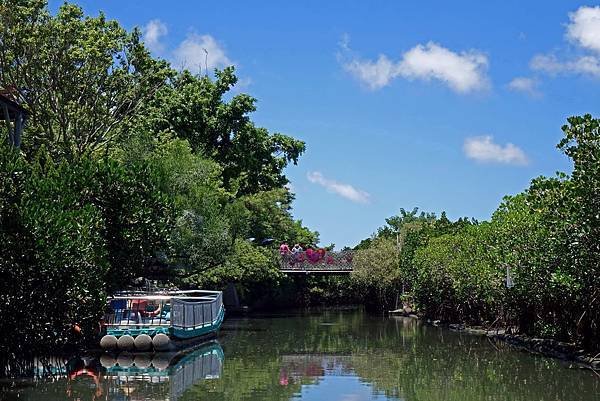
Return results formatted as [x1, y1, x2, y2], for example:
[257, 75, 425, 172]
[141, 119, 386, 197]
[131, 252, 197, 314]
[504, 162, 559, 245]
[171, 291, 223, 330]
[103, 290, 223, 329]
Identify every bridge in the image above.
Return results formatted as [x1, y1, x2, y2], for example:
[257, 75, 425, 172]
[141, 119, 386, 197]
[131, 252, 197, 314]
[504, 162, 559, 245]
[278, 250, 353, 274]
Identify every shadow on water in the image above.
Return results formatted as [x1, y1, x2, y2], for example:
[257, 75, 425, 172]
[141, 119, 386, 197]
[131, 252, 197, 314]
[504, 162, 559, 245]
[0, 340, 223, 401]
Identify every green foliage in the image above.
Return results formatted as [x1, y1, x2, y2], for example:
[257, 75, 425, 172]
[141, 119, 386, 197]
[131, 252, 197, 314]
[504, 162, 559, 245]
[489, 193, 556, 334]
[123, 135, 232, 273]
[0, 0, 171, 159]
[522, 114, 600, 346]
[0, 144, 173, 352]
[236, 188, 319, 245]
[129, 67, 306, 195]
[412, 224, 502, 323]
[185, 239, 283, 302]
[353, 208, 475, 310]
[555, 115, 600, 346]
[15, 153, 108, 348]
[377, 207, 436, 239]
[353, 237, 400, 307]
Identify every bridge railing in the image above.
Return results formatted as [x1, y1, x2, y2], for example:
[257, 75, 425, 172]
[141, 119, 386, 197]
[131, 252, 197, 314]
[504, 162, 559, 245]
[278, 250, 353, 272]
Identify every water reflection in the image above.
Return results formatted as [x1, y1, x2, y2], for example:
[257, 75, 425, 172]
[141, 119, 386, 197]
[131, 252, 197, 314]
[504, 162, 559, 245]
[1, 310, 599, 401]
[0, 340, 223, 401]
[185, 310, 598, 401]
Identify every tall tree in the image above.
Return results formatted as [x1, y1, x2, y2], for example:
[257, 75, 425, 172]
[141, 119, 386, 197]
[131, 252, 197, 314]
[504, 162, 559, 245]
[131, 67, 306, 195]
[0, 0, 171, 159]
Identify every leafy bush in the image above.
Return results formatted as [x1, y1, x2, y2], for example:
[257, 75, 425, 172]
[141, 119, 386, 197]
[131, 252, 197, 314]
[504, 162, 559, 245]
[352, 237, 400, 308]
[412, 224, 502, 323]
[0, 146, 173, 353]
[184, 239, 284, 305]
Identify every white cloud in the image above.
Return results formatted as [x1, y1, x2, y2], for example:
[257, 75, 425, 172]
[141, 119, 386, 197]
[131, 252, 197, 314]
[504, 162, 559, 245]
[531, 6, 600, 79]
[399, 42, 489, 93]
[307, 171, 371, 204]
[143, 19, 168, 54]
[463, 136, 529, 166]
[566, 6, 600, 53]
[342, 41, 489, 93]
[530, 54, 564, 75]
[172, 33, 233, 74]
[344, 55, 397, 90]
[507, 77, 540, 96]
[530, 54, 600, 77]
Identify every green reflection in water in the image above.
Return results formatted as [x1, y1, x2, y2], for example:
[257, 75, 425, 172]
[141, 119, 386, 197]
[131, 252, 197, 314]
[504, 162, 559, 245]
[2, 309, 598, 401]
[185, 309, 599, 401]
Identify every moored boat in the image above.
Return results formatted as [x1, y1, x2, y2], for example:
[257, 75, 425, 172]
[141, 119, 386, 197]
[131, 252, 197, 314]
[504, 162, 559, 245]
[99, 290, 225, 352]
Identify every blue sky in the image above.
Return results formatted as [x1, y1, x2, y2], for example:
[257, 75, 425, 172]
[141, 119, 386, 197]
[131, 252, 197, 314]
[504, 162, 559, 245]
[52, 1, 600, 248]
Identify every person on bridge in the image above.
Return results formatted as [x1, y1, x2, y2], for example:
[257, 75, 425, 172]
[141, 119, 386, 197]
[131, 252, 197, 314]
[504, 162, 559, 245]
[279, 243, 290, 255]
[291, 244, 304, 267]
[279, 243, 292, 268]
[291, 243, 303, 255]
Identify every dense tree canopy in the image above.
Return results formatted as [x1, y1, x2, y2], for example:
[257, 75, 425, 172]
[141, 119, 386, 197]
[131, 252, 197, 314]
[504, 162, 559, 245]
[0, 0, 171, 159]
[126, 67, 306, 195]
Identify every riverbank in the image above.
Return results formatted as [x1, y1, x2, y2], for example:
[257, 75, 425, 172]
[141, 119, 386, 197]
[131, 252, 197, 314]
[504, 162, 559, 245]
[390, 310, 600, 372]
[490, 333, 600, 371]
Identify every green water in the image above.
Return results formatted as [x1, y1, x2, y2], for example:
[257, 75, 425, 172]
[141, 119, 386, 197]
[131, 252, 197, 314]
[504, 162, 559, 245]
[2, 309, 598, 400]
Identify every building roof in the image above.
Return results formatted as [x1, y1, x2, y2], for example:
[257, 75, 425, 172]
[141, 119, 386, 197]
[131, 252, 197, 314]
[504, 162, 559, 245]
[0, 92, 27, 120]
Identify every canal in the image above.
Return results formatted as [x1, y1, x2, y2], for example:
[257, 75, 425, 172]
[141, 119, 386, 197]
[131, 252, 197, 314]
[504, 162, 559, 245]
[1, 309, 598, 400]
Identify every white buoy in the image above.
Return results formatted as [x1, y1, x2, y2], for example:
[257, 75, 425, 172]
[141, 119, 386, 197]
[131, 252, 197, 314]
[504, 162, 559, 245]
[117, 335, 135, 351]
[134, 334, 152, 351]
[100, 335, 118, 350]
[116, 353, 134, 368]
[151, 353, 170, 370]
[99, 354, 116, 368]
[133, 354, 152, 369]
[152, 333, 171, 351]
